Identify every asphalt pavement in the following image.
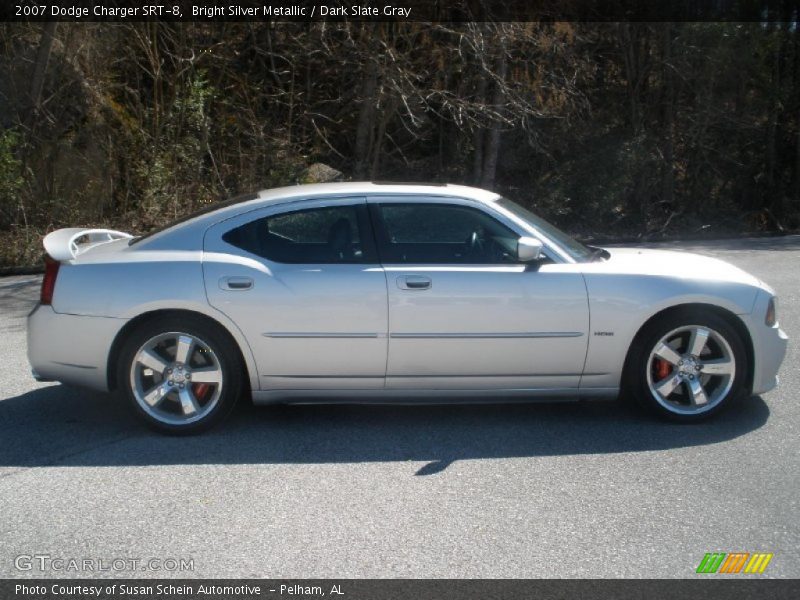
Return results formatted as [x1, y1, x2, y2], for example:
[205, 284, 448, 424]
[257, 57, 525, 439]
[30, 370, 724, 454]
[0, 236, 798, 578]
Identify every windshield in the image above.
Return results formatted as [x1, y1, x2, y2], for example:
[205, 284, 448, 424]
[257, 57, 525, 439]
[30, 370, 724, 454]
[495, 197, 594, 262]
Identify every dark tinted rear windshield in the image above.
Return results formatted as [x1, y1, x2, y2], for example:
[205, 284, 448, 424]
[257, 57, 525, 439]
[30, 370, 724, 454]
[129, 192, 259, 245]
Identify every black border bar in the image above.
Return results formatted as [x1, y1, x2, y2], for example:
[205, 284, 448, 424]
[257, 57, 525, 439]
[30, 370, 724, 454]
[4, 579, 800, 600]
[4, 0, 800, 22]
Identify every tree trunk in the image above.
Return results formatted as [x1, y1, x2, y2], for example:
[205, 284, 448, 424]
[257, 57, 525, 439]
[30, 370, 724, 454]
[481, 126, 501, 189]
[766, 26, 782, 201]
[661, 23, 675, 209]
[481, 50, 507, 189]
[28, 23, 57, 118]
[471, 73, 488, 184]
[793, 26, 800, 204]
[794, 105, 800, 203]
[354, 59, 378, 179]
[619, 23, 645, 135]
[370, 108, 389, 179]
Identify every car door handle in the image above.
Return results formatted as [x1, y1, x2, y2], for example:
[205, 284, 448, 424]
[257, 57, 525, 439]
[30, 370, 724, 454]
[397, 275, 432, 290]
[220, 276, 253, 291]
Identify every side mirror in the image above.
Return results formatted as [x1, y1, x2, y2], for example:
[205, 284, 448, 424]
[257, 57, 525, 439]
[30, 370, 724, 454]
[517, 237, 543, 262]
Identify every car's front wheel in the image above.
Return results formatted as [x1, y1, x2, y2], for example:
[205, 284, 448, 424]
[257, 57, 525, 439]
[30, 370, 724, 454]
[118, 316, 242, 434]
[627, 310, 747, 422]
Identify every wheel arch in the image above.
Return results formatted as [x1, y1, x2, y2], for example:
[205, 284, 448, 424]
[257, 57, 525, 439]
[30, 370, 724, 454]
[107, 308, 256, 393]
[621, 302, 755, 394]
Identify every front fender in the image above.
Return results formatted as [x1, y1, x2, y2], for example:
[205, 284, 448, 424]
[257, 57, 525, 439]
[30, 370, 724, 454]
[580, 273, 759, 390]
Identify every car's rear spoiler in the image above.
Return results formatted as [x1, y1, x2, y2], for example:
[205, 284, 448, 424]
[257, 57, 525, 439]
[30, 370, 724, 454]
[43, 228, 133, 261]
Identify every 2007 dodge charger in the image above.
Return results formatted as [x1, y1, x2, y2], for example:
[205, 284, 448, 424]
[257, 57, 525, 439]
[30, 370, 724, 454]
[27, 182, 788, 433]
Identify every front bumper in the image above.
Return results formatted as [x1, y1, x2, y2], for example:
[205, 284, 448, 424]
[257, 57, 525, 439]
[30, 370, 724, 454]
[746, 291, 789, 396]
[27, 303, 127, 391]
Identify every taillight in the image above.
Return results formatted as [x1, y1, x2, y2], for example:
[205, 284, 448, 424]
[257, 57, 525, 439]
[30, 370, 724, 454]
[41, 256, 60, 305]
[765, 297, 777, 327]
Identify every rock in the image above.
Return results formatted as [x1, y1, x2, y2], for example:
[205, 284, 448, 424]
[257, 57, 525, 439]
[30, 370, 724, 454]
[301, 163, 343, 183]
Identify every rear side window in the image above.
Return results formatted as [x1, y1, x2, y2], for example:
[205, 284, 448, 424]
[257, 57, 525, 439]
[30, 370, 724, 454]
[222, 205, 377, 264]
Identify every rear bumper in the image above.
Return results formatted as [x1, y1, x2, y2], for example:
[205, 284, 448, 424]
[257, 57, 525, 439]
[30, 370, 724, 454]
[27, 303, 127, 391]
[746, 291, 789, 396]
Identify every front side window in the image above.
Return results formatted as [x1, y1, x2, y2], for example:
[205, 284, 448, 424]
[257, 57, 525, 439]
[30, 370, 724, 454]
[223, 204, 376, 263]
[495, 197, 593, 262]
[373, 203, 520, 264]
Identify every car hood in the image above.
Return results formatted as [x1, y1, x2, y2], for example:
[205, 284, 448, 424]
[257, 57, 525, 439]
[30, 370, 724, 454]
[585, 247, 765, 288]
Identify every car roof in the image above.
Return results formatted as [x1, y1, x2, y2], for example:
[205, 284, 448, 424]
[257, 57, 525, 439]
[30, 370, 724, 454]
[252, 181, 499, 204]
[130, 182, 502, 249]
[198, 181, 502, 229]
[217, 181, 501, 228]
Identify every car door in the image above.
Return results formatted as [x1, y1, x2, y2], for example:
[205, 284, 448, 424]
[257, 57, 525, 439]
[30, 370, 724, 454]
[203, 197, 388, 390]
[369, 196, 590, 392]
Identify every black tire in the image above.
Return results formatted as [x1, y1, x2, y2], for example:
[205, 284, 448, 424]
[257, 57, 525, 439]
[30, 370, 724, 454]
[117, 315, 243, 434]
[624, 309, 748, 423]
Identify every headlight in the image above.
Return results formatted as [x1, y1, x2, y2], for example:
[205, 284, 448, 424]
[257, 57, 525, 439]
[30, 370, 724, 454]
[766, 297, 777, 326]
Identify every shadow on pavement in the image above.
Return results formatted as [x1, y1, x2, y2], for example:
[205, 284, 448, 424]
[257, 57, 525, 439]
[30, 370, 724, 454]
[0, 277, 39, 332]
[0, 384, 770, 475]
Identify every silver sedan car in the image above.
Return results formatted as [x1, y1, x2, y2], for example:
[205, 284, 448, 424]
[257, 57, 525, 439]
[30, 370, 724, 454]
[27, 183, 788, 433]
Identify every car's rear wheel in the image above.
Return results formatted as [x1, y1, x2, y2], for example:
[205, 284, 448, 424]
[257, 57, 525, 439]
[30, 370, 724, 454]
[118, 316, 242, 434]
[627, 311, 747, 422]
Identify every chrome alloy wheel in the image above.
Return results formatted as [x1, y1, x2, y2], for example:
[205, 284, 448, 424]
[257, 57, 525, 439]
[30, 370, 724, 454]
[645, 324, 736, 415]
[129, 332, 223, 426]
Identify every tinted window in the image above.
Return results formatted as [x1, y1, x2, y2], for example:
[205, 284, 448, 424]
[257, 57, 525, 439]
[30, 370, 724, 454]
[374, 203, 520, 264]
[223, 205, 376, 264]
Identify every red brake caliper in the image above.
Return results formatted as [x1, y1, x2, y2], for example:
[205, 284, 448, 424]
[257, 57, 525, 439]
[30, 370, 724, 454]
[192, 383, 212, 402]
[654, 359, 672, 380]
